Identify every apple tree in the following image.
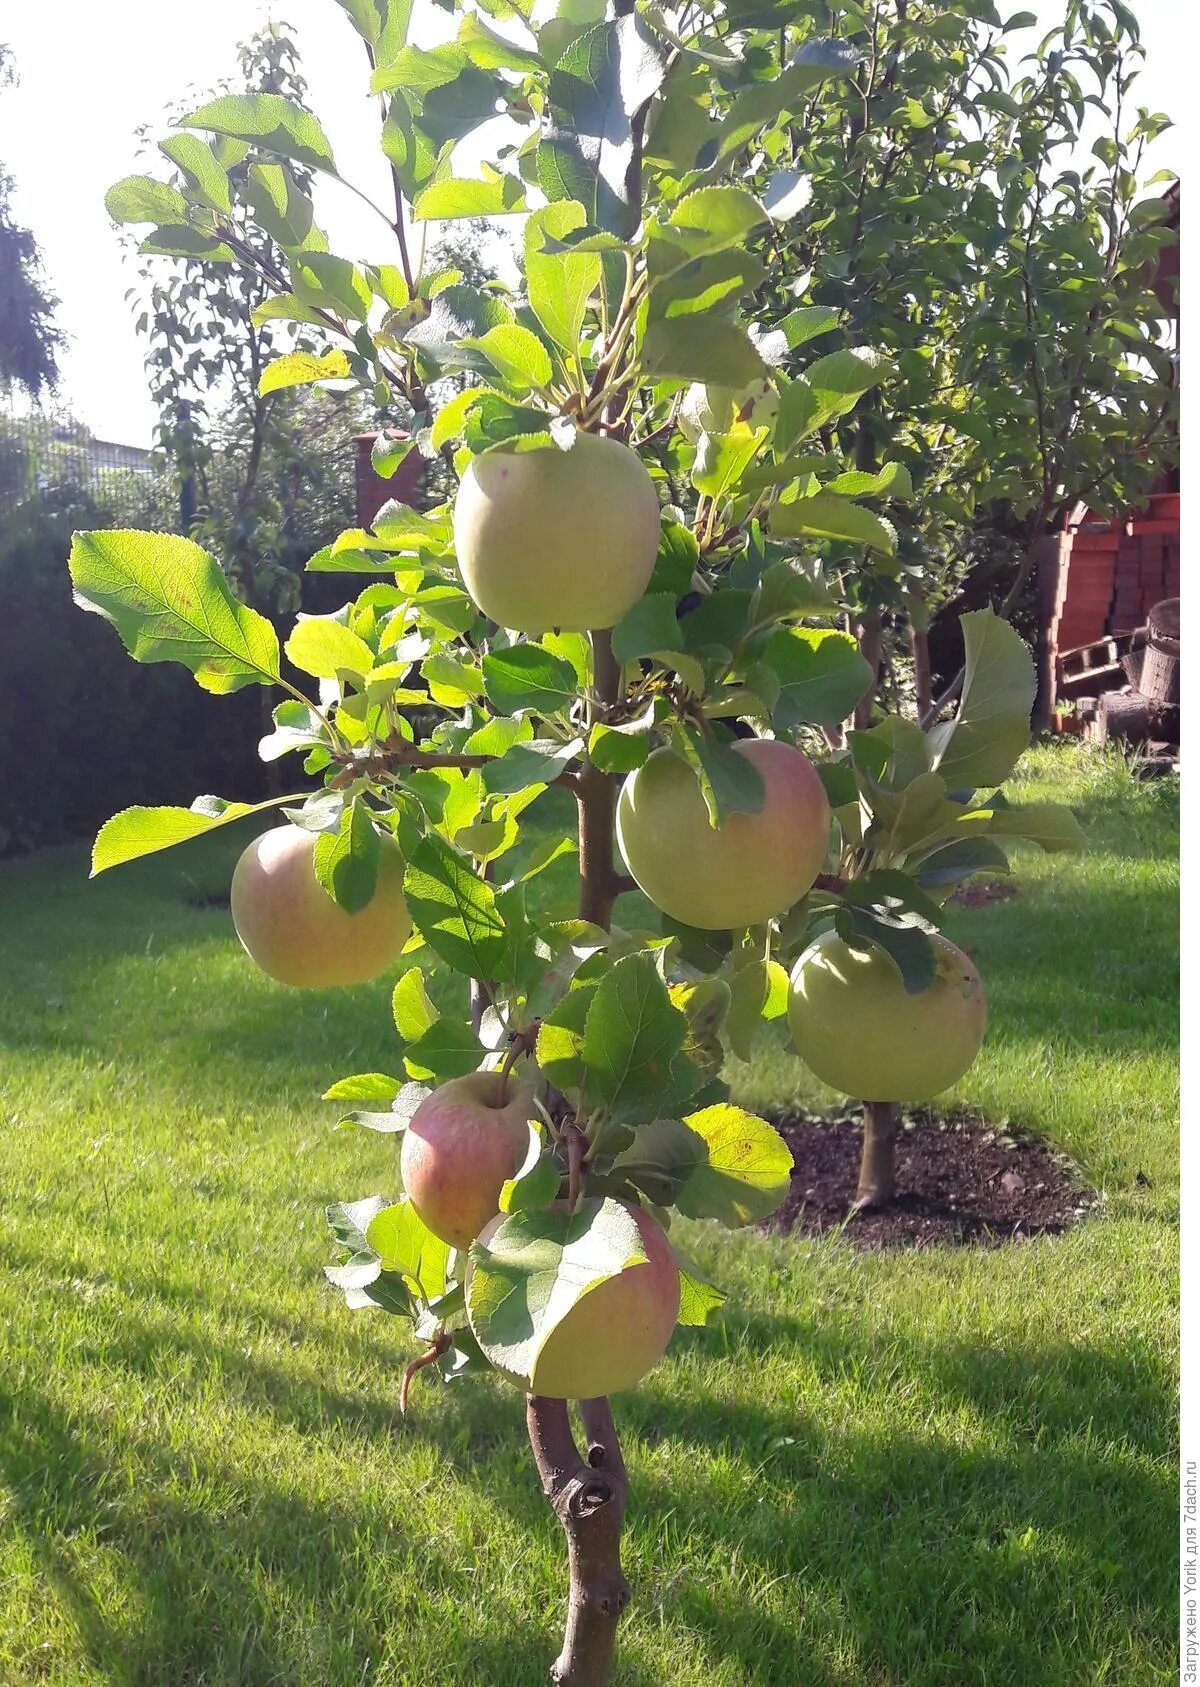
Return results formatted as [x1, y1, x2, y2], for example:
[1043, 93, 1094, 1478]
[76, 2, 1081, 1680]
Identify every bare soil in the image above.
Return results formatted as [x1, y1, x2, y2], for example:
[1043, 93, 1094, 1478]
[765, 1109, 1098, 1250]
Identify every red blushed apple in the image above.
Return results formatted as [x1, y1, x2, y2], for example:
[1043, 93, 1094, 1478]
[401, 1071, 537, 1251]
[230, 824, 410, 988]
[616, 738, 830, 930]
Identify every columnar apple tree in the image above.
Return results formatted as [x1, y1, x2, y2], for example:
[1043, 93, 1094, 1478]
[76, 3, 1081, 1680]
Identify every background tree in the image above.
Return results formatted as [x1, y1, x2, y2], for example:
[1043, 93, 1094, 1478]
[0, 45, 62, 397]
[737, 0, 1177, 718]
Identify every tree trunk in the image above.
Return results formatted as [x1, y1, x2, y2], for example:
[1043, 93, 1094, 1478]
[853, 608, 884, 730]
[854, 1101, 898, 1210]
[526, 627, 631, 1685]
[527, 1397, 631, 1687]
[908, 583, 933, 721]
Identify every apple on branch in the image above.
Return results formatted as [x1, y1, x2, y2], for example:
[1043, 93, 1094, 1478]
[230, 824, 411, 989]
[617, 739, 830, 931]
[787, 929, 987, 1102]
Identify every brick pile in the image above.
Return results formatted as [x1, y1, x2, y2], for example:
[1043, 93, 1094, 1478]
[1040, 491, 1180, 724]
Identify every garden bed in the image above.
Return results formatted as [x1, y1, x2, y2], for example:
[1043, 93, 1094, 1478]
[766, 1109, 1098, 1250]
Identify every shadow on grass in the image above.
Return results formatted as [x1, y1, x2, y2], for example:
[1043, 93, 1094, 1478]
[0, 1234, 1175, 1687]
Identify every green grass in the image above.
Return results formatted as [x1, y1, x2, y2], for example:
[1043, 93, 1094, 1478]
[0, 742, 1177, 1686]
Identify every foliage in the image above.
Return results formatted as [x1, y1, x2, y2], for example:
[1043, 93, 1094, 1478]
[0, 45, 63, 396]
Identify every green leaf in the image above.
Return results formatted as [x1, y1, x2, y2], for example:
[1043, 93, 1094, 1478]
[588, 720, 650, 774]
[392, 966, 437, 1039]
[313, 799, 381, 914]
[658, 186, 769, 263]
[244, 163, 320, 250]
[258, 349, 350, 396]
[611, 594, 683, 664]
[539, 15, 667, 236]
[404, 1017, 485, 1082]
[481, 737, 583, 795]
[927, 610, 1035, 789]
[105, 175, 188, 225]
[466, 1197, 651, 1386]
[403, 833, 508, 979]
[159, 135, 233, 213]
[834, 904, 936, 995]
[825, 462, 913, 500]
[291, 253, 373, 320]
[913, 836, 1011, 890]
[580, 953, 688, 1113]
[138, 226, 234, 261]
[182, 93, 338, 173]
[771, 492, 896, 555]
[525, 201, 602, 352]
[716, 38, 861, 158]
[686, 733, 767, 825]
[765, 627, 874, 729]
[413, 174, 526, 220]
[641, 317, 766, 387]
[536, 984, 596, 1091]
[90, 793, 295, 877]
[674, 1104, 793, 1225]
[285, 616, 374, 680]
[499, 1125, 561, 1216]
[366, 1199, 451, 1302]
[461, 324, 554, 392]
[964, 798, 1085, 854]
[691, 423, 767, 501]
[326, 1195, 389, 1255]
[69, 530, 280, 694]
[322, 1072, 403, 1103]
[335, 0, 413, 59]
[482, 643, 578, 715]
[675, 1254, 727, 1326]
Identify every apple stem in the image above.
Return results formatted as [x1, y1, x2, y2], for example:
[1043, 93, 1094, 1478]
[526, 1396, 630, 1687]
[853, 1100, 899, 1211]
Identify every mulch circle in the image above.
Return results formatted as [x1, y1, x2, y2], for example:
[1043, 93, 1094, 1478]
[765, 1110, 1099, 1251]
[949, 878, 1019, 908]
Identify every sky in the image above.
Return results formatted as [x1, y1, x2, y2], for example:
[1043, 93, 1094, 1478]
[0, 0, 1185, 448]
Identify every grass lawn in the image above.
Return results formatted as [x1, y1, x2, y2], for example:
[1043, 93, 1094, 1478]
[0, 742, 1177, 1686]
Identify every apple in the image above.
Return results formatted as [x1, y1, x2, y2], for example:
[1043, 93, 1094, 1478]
[678, 377, 779, 443]
[452, 433, 661, 632]
[401, 1071, 536, 1251]
[787, 929, 987, 1101]
[469, 1202, 680, 1399]
[230, 824, 411, 988]
[616, 738, 830, 930]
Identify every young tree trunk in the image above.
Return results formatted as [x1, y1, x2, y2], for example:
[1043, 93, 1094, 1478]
[526, 626, 630, 1686]
[908, 583, 933, 720]
[527, 1396, 631, 1687]
[853, 608, 884, 730]
[854, 1101, 899, 1210]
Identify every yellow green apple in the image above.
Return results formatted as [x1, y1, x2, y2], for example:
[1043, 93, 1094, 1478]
[787, 929, 987, 1101]
[616, 738, 830, 929]
[230, 824, 410, 988]
[452, 433, 661, 632]
[401, 1071, 536, 1251]
[469, 1202, 680, 1399]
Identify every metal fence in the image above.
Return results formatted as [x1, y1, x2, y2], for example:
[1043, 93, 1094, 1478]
[0, 410, 180, 529]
